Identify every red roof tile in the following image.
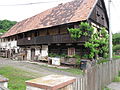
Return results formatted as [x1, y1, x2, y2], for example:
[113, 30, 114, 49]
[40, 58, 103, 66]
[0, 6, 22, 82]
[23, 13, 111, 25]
[2, 0, 97, 38]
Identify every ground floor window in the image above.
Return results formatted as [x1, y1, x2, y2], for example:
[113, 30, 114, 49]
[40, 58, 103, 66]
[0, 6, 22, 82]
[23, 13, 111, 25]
[68, 48, 75, 56]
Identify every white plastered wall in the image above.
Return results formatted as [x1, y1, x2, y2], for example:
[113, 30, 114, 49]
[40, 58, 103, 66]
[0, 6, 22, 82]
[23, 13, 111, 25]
[41, 45, 48, 57]
[27, 48, 31, 60]
[35, 48, 41, 56]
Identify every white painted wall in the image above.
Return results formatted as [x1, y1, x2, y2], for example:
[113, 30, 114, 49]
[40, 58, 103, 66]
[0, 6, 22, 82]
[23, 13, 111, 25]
[27, 49, 31, 60]
[35, 48, 40, 56]
[0, 39, 19, 53]
[41, 45, 48, 57]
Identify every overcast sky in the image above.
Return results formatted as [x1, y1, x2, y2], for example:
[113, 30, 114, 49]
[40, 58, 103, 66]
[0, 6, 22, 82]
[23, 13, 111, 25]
[0, 0, 120, 34]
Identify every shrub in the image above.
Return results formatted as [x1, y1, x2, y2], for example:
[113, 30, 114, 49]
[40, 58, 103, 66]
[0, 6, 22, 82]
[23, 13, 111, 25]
[113, 45, 120, 52]
[113, 76, 120, 82]
[97, 59, 109, 64]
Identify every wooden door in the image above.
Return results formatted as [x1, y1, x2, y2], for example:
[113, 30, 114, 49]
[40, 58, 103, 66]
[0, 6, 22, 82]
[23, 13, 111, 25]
[31, 48, 35, 60]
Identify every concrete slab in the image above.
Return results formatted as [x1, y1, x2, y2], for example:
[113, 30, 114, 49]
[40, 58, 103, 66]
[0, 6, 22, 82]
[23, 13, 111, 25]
[26, 74, 76, 90]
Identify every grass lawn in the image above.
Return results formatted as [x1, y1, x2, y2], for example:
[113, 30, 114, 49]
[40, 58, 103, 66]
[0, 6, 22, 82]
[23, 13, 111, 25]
[0, 66, 39, 90]
[113, 76, 120, 82]
[0, 65, 82, 90]
[53, 67, 83, 75]
[32, 62, 83, 75]
[113, 55, 120, 59]
[113, 71, 120, 82]
[40, 64, 83, 75]
[103, 87, 111, 90]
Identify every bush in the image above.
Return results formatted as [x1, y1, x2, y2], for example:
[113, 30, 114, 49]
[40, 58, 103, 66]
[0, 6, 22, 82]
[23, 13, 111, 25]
[103, 87, 111, 90]
[97, 59, 109, 64]
[113, 76, 120, 82]
[113, 45, 120, 52]
[113, 55, 120, 59]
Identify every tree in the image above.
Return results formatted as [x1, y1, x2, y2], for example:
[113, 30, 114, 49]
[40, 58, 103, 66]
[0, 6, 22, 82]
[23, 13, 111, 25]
[68, 22, 109, 59]
[113, 33, 120, 54]
[113, 33, 120, 45]
[0, 19, 17, 35]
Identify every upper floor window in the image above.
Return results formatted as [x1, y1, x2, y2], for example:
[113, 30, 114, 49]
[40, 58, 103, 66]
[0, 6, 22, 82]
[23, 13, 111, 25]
[97, 11, 100, 17]
[101, 15, 104, 20]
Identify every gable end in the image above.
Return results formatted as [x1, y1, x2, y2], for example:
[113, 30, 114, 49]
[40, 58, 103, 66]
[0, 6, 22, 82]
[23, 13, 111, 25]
[88, 0, 109, 29]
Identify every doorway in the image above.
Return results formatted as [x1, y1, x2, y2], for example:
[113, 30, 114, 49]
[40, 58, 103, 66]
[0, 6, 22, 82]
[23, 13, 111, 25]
[31, 48, 35, 60]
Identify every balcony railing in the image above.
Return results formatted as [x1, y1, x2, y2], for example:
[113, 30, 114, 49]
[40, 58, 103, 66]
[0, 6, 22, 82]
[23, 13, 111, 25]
[17, 34, 89, 46]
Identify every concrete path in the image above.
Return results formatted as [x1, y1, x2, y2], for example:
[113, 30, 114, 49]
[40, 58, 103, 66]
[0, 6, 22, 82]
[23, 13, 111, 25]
[107, 82, 120, 90]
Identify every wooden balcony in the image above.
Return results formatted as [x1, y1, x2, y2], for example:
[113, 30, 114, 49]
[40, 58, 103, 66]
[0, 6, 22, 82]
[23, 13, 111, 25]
[17, 34, 89, 46]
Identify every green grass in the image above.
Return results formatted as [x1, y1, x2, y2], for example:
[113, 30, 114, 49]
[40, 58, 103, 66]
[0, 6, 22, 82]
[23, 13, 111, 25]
[113, 71, 120, 82]
[56, 68, 83, 75]
[113, 55, 120, 59]
[113, 76, 120, 82]
[0, 65, 82, 90]
[0, 66, 39, 90]
[32, 62, 83, 75]
[45, 65, 83, 75]
[102, 87, 111, 90]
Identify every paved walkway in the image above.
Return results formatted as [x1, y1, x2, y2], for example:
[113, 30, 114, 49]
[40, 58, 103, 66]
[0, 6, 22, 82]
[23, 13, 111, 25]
[107, 82, 120, 90]
[0, 57, 78, 77]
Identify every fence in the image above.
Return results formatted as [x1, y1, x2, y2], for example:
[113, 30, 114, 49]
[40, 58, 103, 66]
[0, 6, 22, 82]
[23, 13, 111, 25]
[74, 59, 120, 90]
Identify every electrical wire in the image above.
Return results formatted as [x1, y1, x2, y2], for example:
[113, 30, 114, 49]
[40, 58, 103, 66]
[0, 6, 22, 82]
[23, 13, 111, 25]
[0, 0, 68, 6]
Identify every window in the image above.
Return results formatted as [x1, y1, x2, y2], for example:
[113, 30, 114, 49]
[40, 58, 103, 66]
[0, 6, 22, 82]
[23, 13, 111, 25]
[68, 48, 75, 56]
[101, 15, 104, 20]
[97, 11, 100, 17]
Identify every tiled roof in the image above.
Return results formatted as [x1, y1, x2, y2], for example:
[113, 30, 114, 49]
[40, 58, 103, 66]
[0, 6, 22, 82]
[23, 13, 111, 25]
[2, 0, 97, 37]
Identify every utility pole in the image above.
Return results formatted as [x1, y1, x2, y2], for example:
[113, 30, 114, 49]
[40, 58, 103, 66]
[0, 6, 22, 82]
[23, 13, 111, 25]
[108, 0, 112, 60]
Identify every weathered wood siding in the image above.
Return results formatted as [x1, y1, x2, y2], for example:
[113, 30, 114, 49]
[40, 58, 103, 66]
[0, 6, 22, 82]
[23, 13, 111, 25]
[89, 0, 109, 29]
[17, 34, 89, 46]
[60, 26, 68, 34]
[39, 30, 47, 36]
[49, 45, 89, 56]
[48, 27, 59, 35]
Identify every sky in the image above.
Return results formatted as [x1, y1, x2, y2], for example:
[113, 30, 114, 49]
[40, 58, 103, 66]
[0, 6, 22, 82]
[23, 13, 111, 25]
[0, 0, 120, 34]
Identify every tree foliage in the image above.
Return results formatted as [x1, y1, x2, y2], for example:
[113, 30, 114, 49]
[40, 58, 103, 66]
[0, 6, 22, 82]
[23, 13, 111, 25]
[113, 33, 120, 45]
[0, 19, 17, 35]
[113, 45, 120, 52]
[113, 33, 120, 53]
[85, 27, 109, 59]
[68, 22, 94, 40]
[68, 22, 109, 59]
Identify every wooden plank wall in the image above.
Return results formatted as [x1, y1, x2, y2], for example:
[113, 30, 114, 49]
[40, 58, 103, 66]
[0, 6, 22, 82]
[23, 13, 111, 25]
[73, 59, 120, 90]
